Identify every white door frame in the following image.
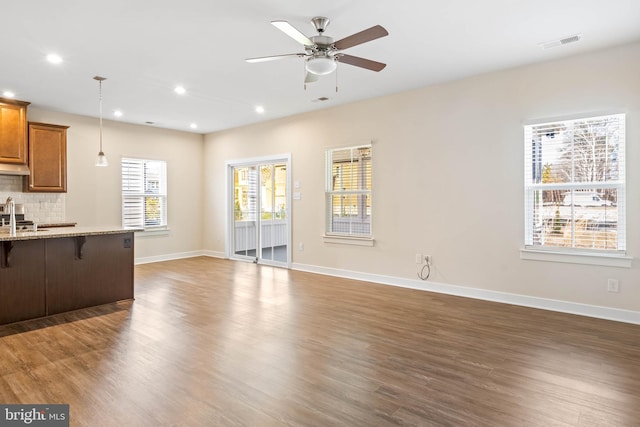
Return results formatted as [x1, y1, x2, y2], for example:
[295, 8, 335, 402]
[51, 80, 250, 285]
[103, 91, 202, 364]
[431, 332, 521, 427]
[225, 153, 292, 268]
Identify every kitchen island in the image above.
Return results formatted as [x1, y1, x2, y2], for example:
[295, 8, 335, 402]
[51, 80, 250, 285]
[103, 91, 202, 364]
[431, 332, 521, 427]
[0, 227, 135, 325]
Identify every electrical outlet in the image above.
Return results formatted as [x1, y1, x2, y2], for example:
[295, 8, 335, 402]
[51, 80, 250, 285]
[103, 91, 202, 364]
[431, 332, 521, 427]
[415, 253, 423, 264]
[607, 279, 619, 293]
[298, 242, 304, 252]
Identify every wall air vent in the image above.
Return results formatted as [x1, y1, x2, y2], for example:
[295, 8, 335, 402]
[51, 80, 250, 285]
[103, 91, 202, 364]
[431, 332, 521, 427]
[538, 34, 582, 50]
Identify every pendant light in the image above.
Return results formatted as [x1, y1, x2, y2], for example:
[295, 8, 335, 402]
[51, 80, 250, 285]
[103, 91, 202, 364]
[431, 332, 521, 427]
[94, 76, 108, 167]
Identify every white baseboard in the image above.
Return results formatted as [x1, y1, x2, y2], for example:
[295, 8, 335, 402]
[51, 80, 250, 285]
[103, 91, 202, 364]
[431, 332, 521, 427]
[135, 250, 208, 265]
[132, 253, 640, 325]
[291, 262, 640, 325]
[135, 250, 225, 265]
[201, 250, 226, 259]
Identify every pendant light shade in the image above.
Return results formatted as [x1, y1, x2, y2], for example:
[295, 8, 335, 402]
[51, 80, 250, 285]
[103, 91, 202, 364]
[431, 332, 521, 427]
[96, 150, 108, 166]
[94, 76, 108, 167]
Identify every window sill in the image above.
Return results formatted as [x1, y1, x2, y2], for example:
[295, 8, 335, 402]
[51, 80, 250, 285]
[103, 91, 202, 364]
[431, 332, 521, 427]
[323, 235, 374, 247]
[520, 247, 632, 268]
[133, 226, 170, 237]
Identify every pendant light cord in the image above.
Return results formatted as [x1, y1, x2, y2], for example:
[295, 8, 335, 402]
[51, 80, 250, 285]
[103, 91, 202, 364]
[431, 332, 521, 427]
[93, 75, 108, 166]
[99, 79, 103, 153]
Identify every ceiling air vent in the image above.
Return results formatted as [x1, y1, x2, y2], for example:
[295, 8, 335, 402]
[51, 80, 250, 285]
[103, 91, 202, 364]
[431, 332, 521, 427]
[538, 34, 582, 50]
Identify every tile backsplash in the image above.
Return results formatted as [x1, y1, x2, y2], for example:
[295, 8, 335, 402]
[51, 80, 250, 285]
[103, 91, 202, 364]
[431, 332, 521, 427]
[0, 175, 65, 224]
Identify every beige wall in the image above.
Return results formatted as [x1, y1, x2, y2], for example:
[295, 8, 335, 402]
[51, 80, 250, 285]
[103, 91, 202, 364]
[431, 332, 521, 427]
[203, 41, 640, 313]
[27, 108, 204, 261]
[16, 42, 638, 317]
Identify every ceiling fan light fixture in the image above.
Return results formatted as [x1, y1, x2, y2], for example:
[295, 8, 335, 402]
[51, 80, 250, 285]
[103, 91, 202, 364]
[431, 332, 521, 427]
[306, 56, 336, 76]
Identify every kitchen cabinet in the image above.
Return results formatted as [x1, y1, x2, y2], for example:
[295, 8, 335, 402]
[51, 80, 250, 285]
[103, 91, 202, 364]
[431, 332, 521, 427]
[0, 98, 30, 165]
[45, 233, 134, 315]
[26, 122, 68, 192]
[0, 239, 46, 325]
[0, 229, 135, 325]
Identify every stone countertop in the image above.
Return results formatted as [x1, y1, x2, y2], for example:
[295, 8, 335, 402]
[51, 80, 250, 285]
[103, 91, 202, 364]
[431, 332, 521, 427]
[0, 226, 138, 242]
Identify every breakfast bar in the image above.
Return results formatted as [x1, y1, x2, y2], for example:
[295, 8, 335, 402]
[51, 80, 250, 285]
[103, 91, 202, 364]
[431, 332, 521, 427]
[0, 227, 135, 325]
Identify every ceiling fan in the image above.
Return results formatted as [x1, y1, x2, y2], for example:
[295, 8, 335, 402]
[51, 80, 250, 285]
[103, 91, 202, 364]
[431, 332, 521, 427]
[246, 17, 388, 85]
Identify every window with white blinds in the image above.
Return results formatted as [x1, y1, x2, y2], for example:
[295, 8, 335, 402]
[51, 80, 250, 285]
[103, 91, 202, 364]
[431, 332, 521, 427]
[325, 144, 372, 237]
[121, 158, 167, 229]
[524, 113, 625, 252]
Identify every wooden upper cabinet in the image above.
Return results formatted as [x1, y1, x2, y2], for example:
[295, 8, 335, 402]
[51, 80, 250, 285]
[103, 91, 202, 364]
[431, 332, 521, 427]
[0, 98, 30, 164]
[27, 122, 69, 193]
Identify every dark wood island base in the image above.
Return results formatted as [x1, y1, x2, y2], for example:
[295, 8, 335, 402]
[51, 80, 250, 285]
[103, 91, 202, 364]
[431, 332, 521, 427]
[0, 229, 134, 325]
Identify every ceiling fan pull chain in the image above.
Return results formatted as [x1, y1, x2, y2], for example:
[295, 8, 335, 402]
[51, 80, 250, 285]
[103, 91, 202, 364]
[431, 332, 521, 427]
[335, 63, 339, 93]
[304, 61, 307, 90]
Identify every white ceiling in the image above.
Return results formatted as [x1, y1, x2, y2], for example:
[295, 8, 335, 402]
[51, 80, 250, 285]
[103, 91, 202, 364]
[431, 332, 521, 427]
[3, 1, 640, 134]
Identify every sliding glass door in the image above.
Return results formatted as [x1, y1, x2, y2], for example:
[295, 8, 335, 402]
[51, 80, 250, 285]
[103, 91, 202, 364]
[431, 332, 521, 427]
[228, 155, 290, 267]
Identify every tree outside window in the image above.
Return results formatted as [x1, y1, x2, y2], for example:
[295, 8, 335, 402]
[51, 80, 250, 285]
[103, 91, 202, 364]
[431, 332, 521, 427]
[524, 114, 625, 251]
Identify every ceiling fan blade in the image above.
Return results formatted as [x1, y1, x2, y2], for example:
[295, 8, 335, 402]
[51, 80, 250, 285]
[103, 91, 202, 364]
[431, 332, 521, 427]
[337, 54, 386, 72]
[245, 53, 305, 63]
[272, 20, 314, 46]
[304, 72, 319, 83]
[334, 25, 388, 50]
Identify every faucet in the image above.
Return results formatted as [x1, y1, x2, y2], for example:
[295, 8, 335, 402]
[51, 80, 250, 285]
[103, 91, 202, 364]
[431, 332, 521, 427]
[6, 197, 16, 236]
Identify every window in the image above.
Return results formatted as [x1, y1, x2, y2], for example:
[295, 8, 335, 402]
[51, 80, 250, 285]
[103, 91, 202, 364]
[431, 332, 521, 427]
[524, 113, 625, 253]
[325, 144, 372, 238]
[122, 158, 168, 229]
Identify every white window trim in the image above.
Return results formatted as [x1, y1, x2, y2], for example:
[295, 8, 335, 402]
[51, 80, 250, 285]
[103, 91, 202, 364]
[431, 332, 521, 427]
[322, 234, 375, 246]
[121, 157, 168, 231]
[134, 226, 171, 237]
[325, 142, 373, 240]
[523, 112, 628, 265]
[520, 247, 632, 268]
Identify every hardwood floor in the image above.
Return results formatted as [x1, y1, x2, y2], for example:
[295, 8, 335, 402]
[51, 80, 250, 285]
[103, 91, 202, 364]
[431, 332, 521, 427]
[1, 257, 639, 426]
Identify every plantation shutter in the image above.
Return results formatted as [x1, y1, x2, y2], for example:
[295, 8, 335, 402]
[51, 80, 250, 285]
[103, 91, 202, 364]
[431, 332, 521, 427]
[122, 158, 144, 228]
[325, 144, 372, 237]
[122, 158, 167, 229]
[524, 113, 625, 251]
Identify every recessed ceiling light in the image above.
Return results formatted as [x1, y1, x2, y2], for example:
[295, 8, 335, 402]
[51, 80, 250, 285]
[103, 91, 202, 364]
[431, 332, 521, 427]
[174, 86, 186, 95]
[113, 110, 123, 117]
[2, 91, 15, 98]
[255, 106, 265, 114]
[190, 123, 198, 129]
[46, 53, 63, 64]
